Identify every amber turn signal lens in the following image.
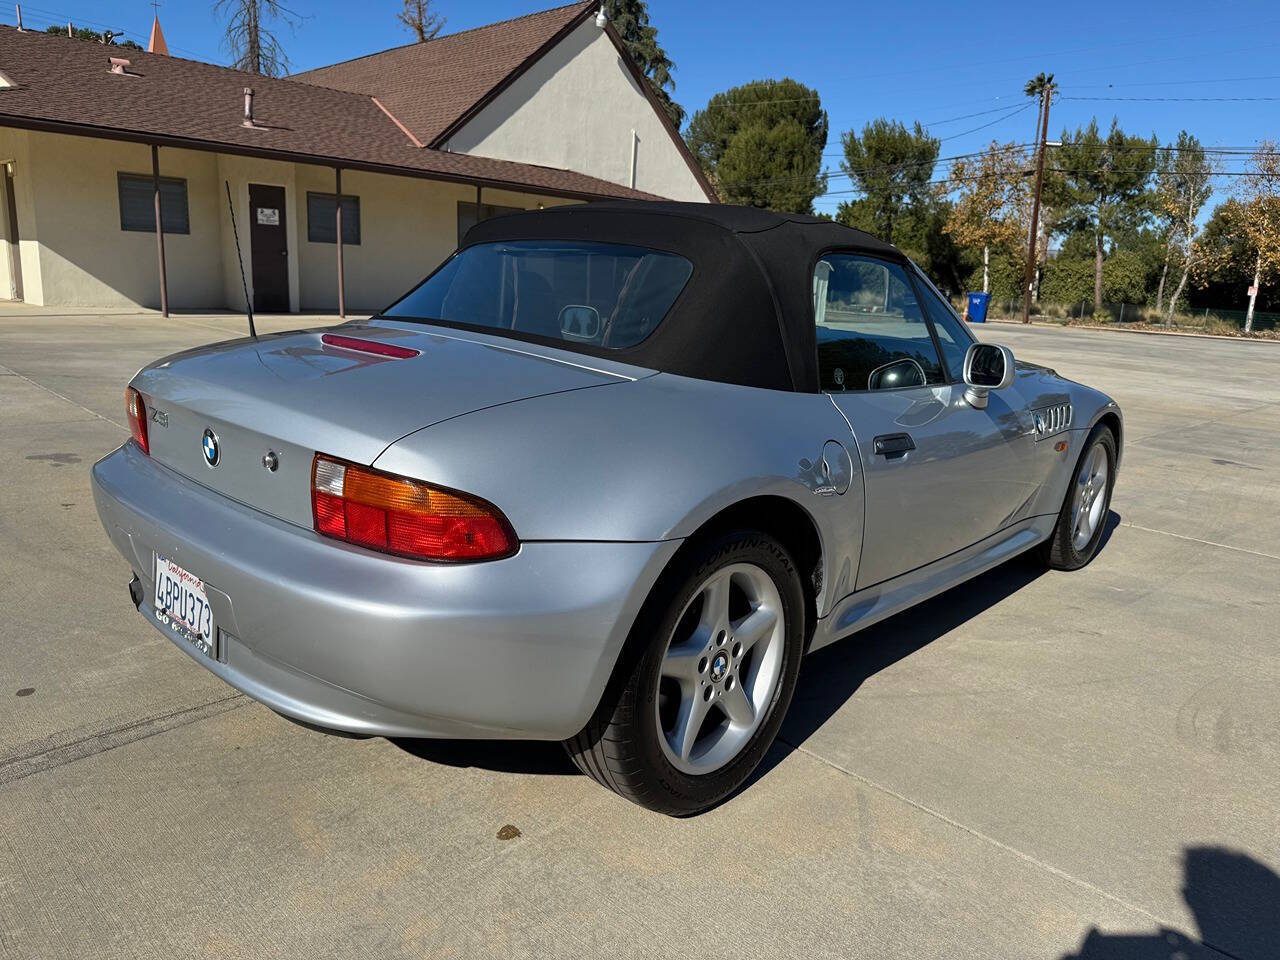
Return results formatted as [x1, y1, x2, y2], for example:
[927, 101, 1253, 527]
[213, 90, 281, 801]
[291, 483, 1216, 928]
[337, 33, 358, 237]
[311, 454, 517, 562]
[125, 386, 149, 455]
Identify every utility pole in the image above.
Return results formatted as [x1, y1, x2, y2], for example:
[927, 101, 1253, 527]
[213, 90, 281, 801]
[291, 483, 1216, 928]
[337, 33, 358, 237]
[1022, 74, 1054, 324]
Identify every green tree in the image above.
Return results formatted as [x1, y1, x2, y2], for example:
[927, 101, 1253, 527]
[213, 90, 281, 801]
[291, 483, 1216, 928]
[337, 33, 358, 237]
[1045, 118, 1157, 312]
[944, 141, 1032, 292]
[837, 119, 940, 241]
[45, 24, 142, 49]
[604, 0, 682, 128]
[1233, 139, 1280, 331]
[1153, 132, 1212, 317]
[397, 0, 444, 42]
[685, 79, 827, 213]
[214, 0, 300, 77]
[1191, 201, 1266, 311]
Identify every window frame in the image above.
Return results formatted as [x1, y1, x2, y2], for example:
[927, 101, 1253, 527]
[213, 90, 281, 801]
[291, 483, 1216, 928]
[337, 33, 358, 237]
[908, 262, 977, 376]
[379, 238, 694, 352]
[809, 248, 956, 395]
[117, 172, 190, 235]
[306, 191, 361, 245]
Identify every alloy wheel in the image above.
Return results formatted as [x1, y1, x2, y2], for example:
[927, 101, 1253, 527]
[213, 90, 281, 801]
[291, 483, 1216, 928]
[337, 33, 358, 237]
[1071, 442, 1109, 551]
[655, 562, 785, 775]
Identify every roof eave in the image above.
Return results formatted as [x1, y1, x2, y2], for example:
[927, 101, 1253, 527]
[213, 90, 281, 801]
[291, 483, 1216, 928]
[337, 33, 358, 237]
[0, 113, 648, 203]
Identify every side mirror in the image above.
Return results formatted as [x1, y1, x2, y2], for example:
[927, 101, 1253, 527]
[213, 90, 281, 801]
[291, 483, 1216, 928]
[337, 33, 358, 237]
[558, 305, 601, 342]
[867, 357, 926, 391]
[962, 342, 1015, 409]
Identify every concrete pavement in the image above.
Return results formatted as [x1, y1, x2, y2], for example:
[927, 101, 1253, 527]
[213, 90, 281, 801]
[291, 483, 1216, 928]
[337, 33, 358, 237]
[1, 308, 1277, 959]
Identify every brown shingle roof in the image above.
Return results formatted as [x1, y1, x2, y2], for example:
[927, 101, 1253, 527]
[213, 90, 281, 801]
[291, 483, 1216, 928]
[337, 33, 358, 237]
[291, 3, 592, 148]
[0, 24, 657, 201]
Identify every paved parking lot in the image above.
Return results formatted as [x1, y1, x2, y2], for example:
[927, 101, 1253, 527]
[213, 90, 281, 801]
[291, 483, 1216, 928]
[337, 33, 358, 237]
[1, 306, 1277, 959]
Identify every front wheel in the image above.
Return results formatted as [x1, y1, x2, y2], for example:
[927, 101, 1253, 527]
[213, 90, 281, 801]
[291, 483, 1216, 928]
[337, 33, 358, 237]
[566, 530, 805, 816]
[1038, 424, 1117, 570]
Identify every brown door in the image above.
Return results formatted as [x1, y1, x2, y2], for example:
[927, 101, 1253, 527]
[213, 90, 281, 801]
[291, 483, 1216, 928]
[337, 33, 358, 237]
[3, 163, 22, 302]
[248, 184, 288, 312]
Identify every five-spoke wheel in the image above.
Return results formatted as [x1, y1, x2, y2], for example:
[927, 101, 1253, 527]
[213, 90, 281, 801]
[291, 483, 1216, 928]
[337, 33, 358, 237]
[566, 530, 805, 816]
[656, 563, 785, 774]
[1039, 423, 1117, 571]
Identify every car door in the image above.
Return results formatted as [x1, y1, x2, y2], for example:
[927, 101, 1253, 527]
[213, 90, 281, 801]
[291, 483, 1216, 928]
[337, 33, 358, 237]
[816, 253, 1036, 590]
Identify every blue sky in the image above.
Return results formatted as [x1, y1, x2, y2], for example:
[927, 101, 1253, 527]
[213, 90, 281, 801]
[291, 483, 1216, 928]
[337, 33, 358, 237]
[8, 0, 1278, 215]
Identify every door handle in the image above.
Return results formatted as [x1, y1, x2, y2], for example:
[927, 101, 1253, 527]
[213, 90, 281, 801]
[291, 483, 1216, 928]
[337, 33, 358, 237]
[872, 433, 915, 456]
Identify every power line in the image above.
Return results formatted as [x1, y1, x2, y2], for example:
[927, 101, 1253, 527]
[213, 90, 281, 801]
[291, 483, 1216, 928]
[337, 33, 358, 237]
[721, 144, 1034, 190]
[1061, 95, 1280, 102]
[14, 5, 216, 61]
[938, 102, 1035, 141]
[1068, 74, 1280, 90]
[925, 100, 1032, 125]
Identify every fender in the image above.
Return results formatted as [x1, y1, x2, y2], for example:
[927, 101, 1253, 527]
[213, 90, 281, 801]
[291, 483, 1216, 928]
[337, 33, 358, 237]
[375, 371, 866, 613]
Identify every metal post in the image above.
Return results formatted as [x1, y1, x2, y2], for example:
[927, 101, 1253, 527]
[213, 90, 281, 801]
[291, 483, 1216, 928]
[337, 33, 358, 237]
[335, 167, 345, 318]
[1022, 77, 1053, 324]
[151, 144, 169, 317]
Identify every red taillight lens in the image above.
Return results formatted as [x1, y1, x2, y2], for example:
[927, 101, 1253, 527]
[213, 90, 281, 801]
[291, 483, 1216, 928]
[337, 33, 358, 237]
[311, 455, 516, 562]
[125, 387, 149, 455]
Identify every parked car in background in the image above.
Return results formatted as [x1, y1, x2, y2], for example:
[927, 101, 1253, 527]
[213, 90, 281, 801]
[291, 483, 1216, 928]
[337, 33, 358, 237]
[92, 203, 1121, 815]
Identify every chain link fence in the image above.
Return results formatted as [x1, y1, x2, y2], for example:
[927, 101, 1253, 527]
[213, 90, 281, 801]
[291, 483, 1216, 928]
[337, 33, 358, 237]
[957, 297, 1279, 335]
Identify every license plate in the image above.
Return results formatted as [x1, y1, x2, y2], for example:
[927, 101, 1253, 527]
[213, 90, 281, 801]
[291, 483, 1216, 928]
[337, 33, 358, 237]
[153, 554, 216, 659]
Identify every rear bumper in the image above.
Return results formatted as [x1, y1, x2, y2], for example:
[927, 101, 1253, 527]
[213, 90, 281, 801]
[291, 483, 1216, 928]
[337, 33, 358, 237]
[91, 443, 679, 739]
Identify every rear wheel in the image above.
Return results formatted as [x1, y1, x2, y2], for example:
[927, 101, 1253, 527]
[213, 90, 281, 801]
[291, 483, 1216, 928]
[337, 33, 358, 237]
[566, 530, 805, 816]
[1038, 424, 1116, 570]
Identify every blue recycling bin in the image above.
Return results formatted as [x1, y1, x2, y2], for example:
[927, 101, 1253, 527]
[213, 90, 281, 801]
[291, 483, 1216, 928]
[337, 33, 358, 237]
[966, 292, 991, 323]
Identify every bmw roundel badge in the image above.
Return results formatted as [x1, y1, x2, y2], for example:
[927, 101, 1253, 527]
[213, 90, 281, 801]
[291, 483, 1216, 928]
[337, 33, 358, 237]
[201, 428, 220, 467]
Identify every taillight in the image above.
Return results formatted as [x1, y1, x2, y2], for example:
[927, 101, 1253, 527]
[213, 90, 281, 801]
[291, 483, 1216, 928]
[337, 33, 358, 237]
[125, 387, 149, 455]
[311, 454, 517, 562]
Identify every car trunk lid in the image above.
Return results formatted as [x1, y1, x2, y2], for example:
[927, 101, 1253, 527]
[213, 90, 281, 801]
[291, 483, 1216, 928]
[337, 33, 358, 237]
[132, 323, 630, 528]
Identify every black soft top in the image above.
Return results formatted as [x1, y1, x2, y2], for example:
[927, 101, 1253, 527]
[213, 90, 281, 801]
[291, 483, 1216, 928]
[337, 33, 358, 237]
[461, 201, 907, 393]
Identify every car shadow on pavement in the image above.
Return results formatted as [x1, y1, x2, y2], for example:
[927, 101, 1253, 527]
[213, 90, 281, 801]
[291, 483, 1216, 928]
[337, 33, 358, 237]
[391, 511, 1121, 786]
[751, 509, 1122, 789]
[390, 737, 578, 776]
[1059, 845, 1280, 960]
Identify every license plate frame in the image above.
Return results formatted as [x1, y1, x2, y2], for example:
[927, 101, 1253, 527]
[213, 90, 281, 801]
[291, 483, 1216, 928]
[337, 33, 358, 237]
[152, 554, 217, 660]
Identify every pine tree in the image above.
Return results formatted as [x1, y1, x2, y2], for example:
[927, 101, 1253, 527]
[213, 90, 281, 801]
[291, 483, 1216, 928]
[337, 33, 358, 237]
[684, 79, 827, 213]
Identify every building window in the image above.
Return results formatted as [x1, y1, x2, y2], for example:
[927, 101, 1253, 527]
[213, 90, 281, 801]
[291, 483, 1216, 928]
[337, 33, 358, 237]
[118, 173, 189, 234]
[457, 201, 524, 244]
[307, 192, 360, 244]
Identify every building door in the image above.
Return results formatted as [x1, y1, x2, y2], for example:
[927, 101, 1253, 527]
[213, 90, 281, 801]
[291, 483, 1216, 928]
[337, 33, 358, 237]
[248, 184, 288, 312]
[2, 163, 22, 302]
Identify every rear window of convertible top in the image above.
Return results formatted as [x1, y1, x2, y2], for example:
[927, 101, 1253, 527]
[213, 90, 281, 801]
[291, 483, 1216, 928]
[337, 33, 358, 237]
[382, 240, 693, 350]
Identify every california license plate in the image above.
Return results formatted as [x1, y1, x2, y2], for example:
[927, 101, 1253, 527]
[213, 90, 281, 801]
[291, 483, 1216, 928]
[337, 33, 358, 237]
[153, 554, 216, 659]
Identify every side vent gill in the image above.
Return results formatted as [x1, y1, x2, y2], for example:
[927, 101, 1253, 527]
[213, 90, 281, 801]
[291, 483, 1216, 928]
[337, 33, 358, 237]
[1033, 403, 1073, 440]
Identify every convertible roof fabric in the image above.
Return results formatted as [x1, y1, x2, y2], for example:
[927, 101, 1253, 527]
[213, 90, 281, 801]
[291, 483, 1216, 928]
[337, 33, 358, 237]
[459, 201, 908, 392]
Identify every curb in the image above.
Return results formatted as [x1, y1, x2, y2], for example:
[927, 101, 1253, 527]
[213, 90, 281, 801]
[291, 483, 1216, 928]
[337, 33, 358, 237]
[977, 316, 1280, 345]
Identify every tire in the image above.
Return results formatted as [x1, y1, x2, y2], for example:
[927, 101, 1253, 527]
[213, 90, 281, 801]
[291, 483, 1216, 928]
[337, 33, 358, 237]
[1037, 423, 1117, 571]
[565, 529, 806, 816]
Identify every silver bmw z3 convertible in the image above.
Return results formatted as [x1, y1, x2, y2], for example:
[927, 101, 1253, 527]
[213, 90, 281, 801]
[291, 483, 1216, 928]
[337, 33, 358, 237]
[93, 202, 1121, 814]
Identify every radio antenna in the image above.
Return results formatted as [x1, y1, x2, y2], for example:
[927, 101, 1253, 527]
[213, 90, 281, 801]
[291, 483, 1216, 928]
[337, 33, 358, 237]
[224, 180, 257, 340]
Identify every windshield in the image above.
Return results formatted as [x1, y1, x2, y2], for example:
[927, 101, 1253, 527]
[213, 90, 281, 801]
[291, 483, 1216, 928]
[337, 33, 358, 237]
[383, 240, 693, 350]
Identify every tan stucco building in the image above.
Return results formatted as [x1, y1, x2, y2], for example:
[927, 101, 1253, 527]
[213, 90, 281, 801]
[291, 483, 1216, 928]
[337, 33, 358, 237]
[0, 3, 713, 314]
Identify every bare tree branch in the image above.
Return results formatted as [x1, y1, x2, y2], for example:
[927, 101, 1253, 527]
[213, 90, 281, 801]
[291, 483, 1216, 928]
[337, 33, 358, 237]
[213, 0, 301, 77]
[397, 0, 444, 42]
